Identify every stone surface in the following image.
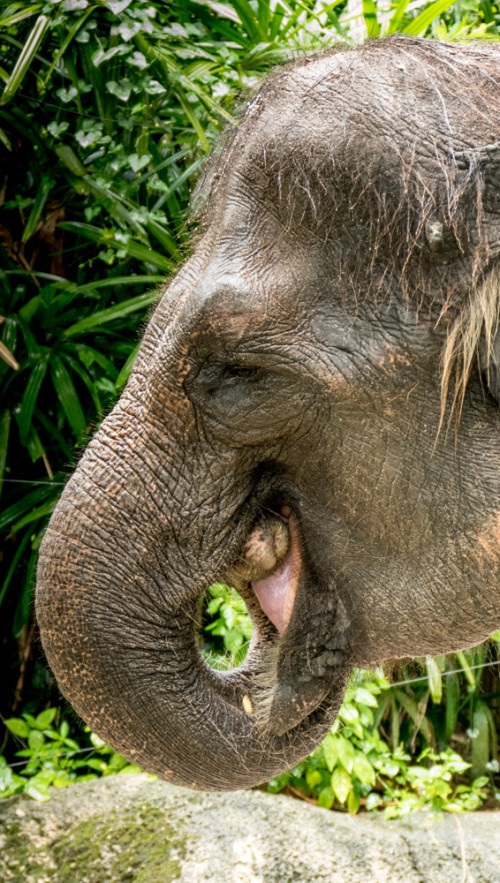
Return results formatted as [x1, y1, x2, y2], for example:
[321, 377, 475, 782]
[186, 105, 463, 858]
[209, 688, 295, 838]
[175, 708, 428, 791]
[0, 774, 499, 882]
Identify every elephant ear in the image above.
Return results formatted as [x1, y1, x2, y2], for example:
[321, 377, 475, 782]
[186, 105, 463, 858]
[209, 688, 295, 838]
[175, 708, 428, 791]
[454, 140, 500, 253]
[479, 318, 500, 405]
[452, 143, 500, 407]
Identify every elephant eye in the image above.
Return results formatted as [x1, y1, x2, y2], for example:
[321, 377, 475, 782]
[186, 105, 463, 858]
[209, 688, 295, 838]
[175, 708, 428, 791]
[186, 353, 292, 444]
[186, 360, 264, 399]
[222, 364, 261, 382]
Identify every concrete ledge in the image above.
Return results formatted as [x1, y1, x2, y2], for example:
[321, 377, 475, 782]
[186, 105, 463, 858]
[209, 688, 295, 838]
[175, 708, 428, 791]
[1, 774, 499, 881]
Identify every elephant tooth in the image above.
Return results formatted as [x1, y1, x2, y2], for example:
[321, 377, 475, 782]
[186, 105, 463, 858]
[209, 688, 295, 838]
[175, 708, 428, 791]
[242, 694, 253, 715]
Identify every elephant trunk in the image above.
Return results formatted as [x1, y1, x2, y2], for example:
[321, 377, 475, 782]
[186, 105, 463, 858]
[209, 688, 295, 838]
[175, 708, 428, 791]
[36, 375, 348, 789]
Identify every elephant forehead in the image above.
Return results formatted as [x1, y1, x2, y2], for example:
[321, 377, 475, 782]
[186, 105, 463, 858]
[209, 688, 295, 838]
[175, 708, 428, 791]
[201, 41, 498, 235]
[233, 41, 497, 153]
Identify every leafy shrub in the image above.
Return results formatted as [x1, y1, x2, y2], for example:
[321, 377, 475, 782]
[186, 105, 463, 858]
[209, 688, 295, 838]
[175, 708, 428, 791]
[202, 582, 253, 668]
[267, 674, 495, 817]
[202, 595, 500, 814]
[1, 707, 141, 801]
[2, 659, 498, 815]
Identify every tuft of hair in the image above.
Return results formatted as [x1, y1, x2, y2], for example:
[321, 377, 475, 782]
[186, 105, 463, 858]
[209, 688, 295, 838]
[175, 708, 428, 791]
[440, 270, 500, 432]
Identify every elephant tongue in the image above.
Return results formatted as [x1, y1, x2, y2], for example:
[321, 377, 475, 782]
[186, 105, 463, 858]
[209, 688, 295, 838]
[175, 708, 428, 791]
[251, 516, 301, 633]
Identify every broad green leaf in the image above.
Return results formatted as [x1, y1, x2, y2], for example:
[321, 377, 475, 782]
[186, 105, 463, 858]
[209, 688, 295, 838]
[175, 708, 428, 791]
[0, 14, 50, 105]
[347, 788, 361, 814]
[353, 753, 375, 786]
[28, 730, 44, 752]
[353, 686, 378, 707]
[118, 764, 142, 775]
[50, 355, 87, 441]
[403, 0, 454, 36]
[18, 352, 50, 445]
[25, 783, 51, 802]
[331, 766, 352, 804]
[64, 291, 159, 337]
[339, 703, 359, 724]
[426, 656, 443, 703]
[0, 409, 11, 499]
[336, 735, 356, 773]
[5, 718, 30, 738]
[317, 785, 335, 809]
[106, 79, 133, 102]
[35, 708, 57, 729]
[105, 0, 133, 14]
[128, 152, 150, 172]
[306, 769, 322, 789]
[322, 733, 339, 772]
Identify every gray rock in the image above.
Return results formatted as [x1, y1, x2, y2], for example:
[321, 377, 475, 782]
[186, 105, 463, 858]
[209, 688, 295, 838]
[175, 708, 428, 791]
[0, 774, 499, 882]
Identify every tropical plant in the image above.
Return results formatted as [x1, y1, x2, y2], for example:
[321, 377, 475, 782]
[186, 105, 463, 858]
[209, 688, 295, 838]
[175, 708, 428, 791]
[0, 707, 142, 801]
[267, 673, 494, 817]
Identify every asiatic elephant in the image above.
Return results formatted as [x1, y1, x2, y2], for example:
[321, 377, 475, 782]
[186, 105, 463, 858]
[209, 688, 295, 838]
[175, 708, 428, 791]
[36, 36, 500, 790]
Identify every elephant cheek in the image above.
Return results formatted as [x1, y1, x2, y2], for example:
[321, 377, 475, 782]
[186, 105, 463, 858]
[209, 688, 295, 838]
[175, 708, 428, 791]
[474, 511, 500, 563]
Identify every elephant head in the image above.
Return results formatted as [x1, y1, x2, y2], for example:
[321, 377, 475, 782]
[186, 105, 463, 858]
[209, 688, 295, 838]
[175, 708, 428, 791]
[36, 37, 500, 790]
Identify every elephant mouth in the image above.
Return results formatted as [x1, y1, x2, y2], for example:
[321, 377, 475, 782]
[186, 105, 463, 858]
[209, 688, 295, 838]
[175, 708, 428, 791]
[37, 470, 349, 790]
[225, 504, 301, 634]
[209, 500, 350, 737]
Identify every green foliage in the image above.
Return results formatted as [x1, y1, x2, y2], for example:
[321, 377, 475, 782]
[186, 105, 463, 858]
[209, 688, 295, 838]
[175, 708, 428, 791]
[0, 708, 142, 802]
[204, 597, 500, 814]
[202, 582, 253, 667]
[266, 671, 498, 817]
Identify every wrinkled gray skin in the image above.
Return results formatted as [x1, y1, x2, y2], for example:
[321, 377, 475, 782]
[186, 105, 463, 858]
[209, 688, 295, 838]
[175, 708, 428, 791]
[36, 37, 500, 791]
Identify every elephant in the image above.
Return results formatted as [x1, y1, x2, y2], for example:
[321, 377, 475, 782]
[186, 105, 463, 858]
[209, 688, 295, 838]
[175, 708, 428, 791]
[36, 36, 500, 791]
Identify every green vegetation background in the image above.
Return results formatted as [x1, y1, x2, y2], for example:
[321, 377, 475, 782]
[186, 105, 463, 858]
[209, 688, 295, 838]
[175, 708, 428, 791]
[1, 0, 500, 813]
